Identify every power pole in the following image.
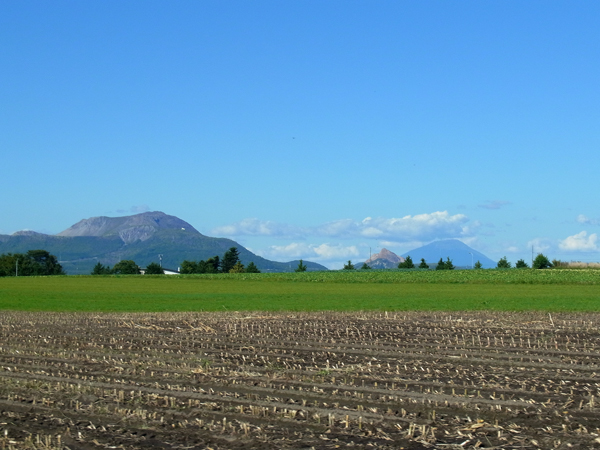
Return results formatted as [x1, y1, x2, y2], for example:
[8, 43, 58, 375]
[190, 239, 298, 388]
[15, 259, 18, 277]
[531, 245, 534, 266]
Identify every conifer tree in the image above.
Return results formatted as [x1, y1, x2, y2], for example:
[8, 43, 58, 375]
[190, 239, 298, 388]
[221, 247, 240, 273]
[398, 255, 415, 269]
[295, 259, 307, 272]
[245, 262, 260, 273]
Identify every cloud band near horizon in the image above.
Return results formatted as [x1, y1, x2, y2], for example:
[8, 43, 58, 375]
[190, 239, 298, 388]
[212, 211, 472, 242]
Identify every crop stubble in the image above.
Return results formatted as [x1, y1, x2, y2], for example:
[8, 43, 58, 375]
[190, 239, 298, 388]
[1, 311, 600, 449]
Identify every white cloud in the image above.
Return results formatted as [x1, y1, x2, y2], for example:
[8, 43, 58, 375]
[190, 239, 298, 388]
[314, 219, 358, 238]
[260, 242, 360, 262]
[527, 238, 552, 253]
[357, 212, 470, 240]
[212, 218, 306, 239]
[214, 211, 472, 242]
[117, 205, 150, 214]
[559, 231, 599, 252]
[577, 215, 600, 226]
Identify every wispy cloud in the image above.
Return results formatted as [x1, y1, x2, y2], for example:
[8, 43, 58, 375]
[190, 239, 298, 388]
[117, 205, 150, 214]
[214, 211, 472, 242]
[212, 218, 307, 239]
[576, 215, 600, 226]
[559, 231, 599, 252]
[258, 243, 360, 262]
[527, 238, 553, 253]
[478, 200, 511, 210]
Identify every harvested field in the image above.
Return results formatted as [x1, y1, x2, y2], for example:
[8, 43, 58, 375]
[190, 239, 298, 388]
[1, 311, 600, 449]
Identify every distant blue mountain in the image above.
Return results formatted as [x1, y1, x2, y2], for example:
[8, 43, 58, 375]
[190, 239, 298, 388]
[401, 239, 496, 269]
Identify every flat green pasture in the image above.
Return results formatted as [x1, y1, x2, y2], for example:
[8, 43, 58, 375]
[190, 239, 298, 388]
[1, 271, 600, 312]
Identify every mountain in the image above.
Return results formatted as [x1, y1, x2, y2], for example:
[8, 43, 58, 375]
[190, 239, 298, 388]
[0, 212, 328, 274]
[362, 248, 405, 269]
[401, 239, 496, 269]
[57, 212, 199, 243]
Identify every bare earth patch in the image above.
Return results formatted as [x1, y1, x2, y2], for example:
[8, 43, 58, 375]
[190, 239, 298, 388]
[1, 311, 600, 449]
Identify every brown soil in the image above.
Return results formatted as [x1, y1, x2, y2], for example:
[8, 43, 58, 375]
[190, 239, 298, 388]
[1, 311, 600, 449]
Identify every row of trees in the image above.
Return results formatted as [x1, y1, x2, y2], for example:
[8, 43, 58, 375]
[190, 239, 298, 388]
[0, 250, 65, 277]
[91, 247, 262, 275]
[339, 253, 555, 271]
[340, 256, 453, 271]
[91, 260, 152, 275]
[496, 254, 552, 269]
[180, 247, 260, 274]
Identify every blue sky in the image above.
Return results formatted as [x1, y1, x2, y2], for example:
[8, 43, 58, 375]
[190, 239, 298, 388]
[2, 1, 600, 268]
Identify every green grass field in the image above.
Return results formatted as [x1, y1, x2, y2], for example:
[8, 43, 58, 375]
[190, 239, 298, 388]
[1, 270, 600, 312]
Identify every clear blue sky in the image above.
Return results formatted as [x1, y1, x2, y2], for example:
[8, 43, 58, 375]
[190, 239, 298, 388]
[2, 1, 599, 268]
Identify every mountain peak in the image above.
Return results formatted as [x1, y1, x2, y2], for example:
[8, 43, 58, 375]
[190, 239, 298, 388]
[401, 239, 496, 268]
[11, 230, 46, 237]
[56, 211, 201, 244]
[366, 248, 404, 264]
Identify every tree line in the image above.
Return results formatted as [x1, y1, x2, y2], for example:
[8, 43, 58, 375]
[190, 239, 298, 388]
[179, 247, 260, 274]
[91, 247, 262, 275]
[0, 250, 65, 276]
[0, 248, 558, 276]
[494, 254, 552, 269]
[340, 253, 555, 271]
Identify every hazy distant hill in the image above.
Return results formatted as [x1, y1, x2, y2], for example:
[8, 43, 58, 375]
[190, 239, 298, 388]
[0, 212, 327, 274]
[401, 239, 496, 269]
[353, 240, 495, 269]
[359, 248, 405, 269]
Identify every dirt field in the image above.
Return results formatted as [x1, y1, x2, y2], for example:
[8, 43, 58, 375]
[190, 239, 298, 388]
[1, 311, 600, 449]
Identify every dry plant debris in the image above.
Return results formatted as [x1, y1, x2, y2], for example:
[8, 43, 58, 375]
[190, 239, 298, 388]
[1, 311, 600, 449]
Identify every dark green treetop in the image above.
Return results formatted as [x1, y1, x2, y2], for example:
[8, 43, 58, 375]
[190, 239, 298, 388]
[229, 262, 245, 273]
[145, 262, 164, 274]
[515, 259, 529, 269]
[205, 256, 220, 273]
[295, 259, 307, 272]
[343, 260, 355, 270]
[418, 258, 429, 269]
[533, 253, 552, 269]
[435, 258, 446, 270]
[245, 261, 260, 273]
[180, 260, 199, 274]
[398, 255, 415, 269]
[112, 260, 140, 275]
[221, 247, 240, 273]
[0, 250, 64, 276]
[91, 262, 112, 275]
[497, 256, 511, 269]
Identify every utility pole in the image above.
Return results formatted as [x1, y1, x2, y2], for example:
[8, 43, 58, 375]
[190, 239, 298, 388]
[531, 245, 534, 266]
[469, 252, 473, 269]
[15, 259, 18, 277]
[159, 254, 163, 268]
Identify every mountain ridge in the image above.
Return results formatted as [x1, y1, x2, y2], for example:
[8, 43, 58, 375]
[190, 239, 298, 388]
[363, 248, 405, 269]
[0, 212, 327, 274]
[355, 240, 495, 269]
[401, 239, 496, 268]
[57, 211, 201, 244]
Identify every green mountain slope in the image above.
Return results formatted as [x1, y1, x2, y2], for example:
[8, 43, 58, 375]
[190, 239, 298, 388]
[0, 212, 327, 274]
